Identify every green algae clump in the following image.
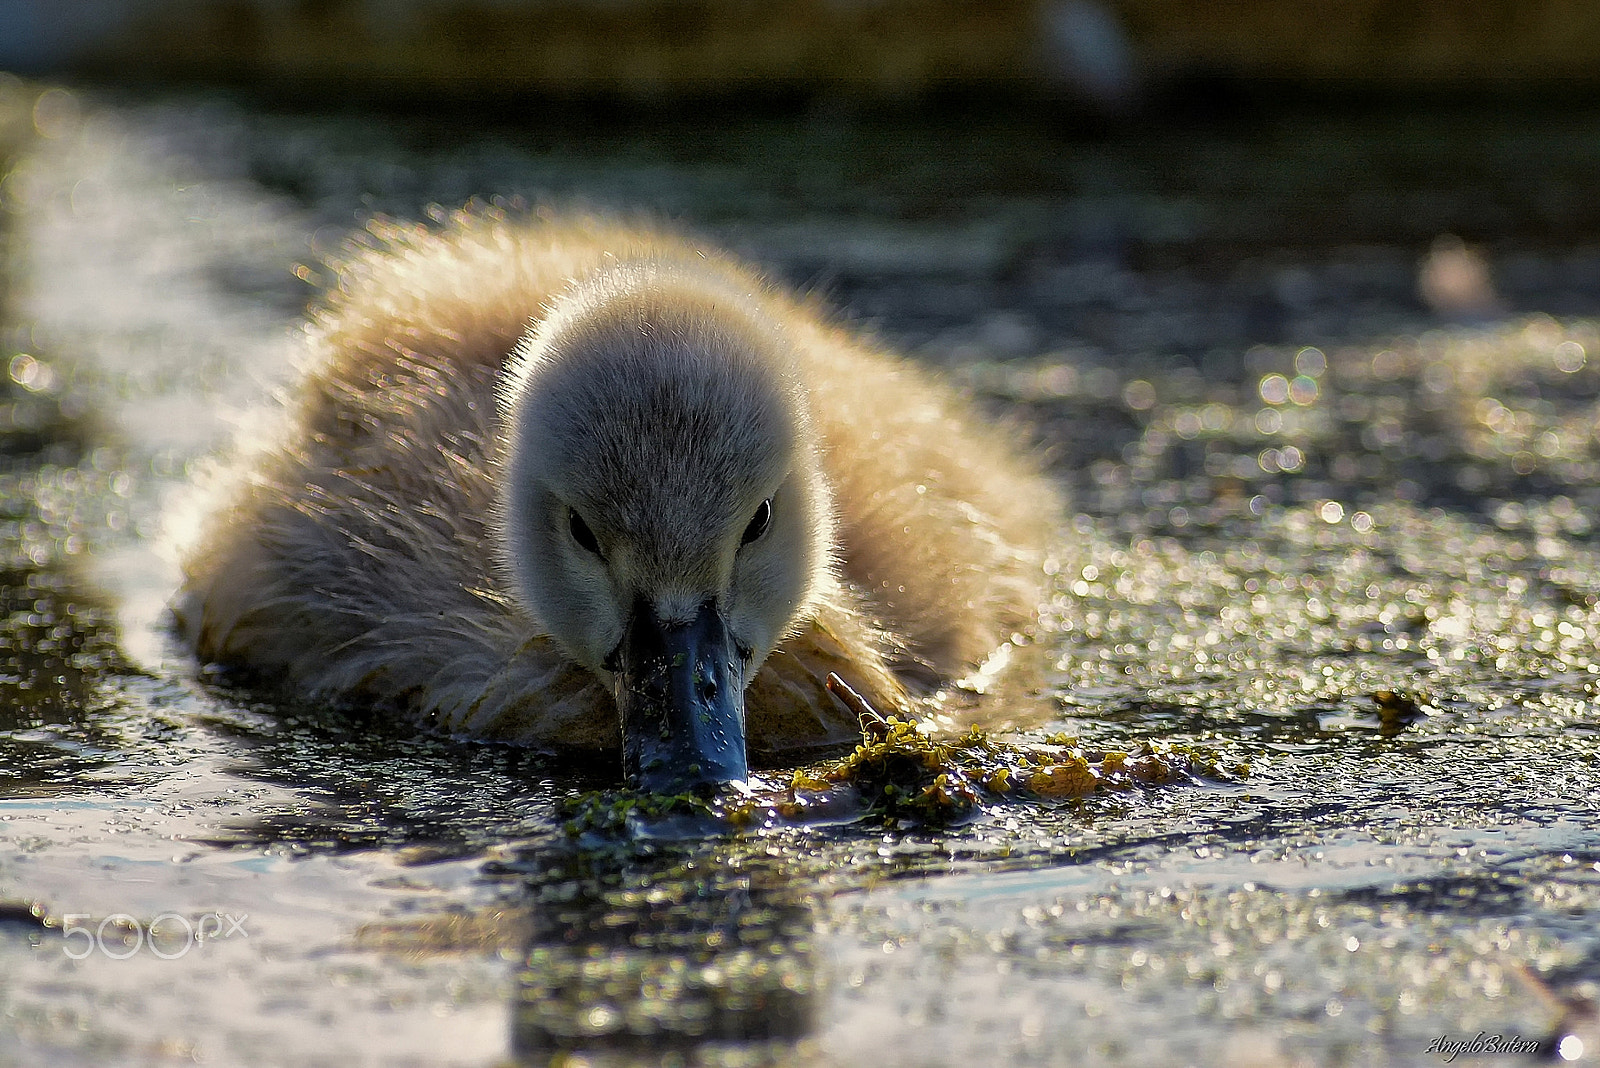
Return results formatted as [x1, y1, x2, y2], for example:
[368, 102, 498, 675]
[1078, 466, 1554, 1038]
[804, 729, 1247, 822]
[786, 674, 1247, 824]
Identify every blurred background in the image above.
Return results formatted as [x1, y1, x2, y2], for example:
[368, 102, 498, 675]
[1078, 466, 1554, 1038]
[5, 0, 1600, 105]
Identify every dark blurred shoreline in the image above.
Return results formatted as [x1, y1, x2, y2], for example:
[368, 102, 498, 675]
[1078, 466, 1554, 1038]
[4, 0, 1597, 119]
[54, 67, 1600, 124]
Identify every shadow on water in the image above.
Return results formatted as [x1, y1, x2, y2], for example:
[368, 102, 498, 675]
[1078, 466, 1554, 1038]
[180, 696, 580, 855]
[499, 845, 821, 1062]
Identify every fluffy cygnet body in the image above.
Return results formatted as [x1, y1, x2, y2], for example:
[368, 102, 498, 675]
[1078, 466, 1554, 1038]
[176, 209, 1062, 786]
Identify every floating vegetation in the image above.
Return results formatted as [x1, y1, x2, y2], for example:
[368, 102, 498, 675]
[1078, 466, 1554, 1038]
[560, 673, 1247, 838]
[785, 711, 1246, 826]
[558, 788, 738, 841]
[1370, 688, 1429, 735]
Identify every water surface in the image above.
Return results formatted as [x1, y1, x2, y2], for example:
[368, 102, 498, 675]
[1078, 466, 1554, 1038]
[2, 84, 1599, 1066]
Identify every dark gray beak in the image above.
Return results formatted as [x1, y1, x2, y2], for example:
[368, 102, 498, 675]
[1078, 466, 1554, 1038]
[614, 598, 748, 792]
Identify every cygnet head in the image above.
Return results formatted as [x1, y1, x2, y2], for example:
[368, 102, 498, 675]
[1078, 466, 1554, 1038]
[498, 263, 833, 790]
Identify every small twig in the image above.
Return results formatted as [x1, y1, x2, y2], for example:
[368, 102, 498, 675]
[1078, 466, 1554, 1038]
[1504, 957, 1600, 1059]
[826, 672, 892, 740]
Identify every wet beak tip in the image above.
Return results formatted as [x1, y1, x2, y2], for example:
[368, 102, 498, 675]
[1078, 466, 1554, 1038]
[615, 599, 750, 790]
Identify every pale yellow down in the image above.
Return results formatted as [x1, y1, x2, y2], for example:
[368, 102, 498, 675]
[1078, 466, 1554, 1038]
[175, 207, 1063, 763]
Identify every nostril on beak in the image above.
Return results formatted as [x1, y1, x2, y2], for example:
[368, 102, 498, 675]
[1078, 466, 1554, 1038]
[697, 671, 718, 702]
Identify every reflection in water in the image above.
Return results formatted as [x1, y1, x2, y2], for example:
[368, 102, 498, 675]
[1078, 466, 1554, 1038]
[506, 845, 818, 1061]
[343, 834, 828, 1065]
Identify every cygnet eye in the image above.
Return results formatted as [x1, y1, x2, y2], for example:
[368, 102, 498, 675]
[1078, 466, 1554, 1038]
[568, 509, 603, 558]
[741, 498, 773, 546]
